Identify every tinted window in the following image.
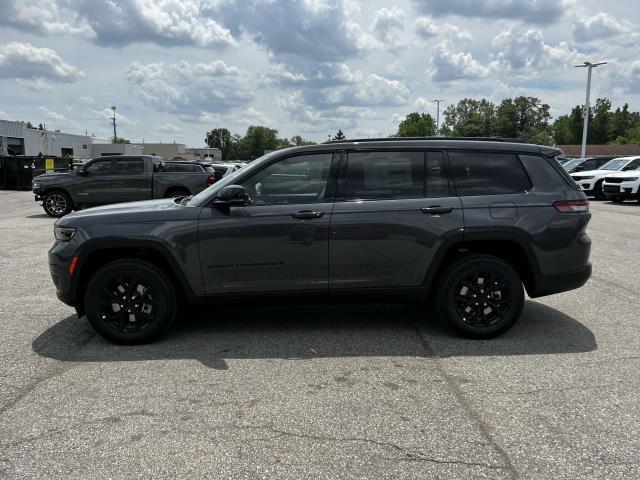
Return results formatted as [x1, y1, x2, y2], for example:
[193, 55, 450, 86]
[581, 159, 596, 170]
[425, 151, 450, 197]
[85, 160, 111, 175]
[241, 154, 332, 205]
[449, 152, 531, 196]
[626, 159, 640, 170]
[115, 158, 144, 174]
[343, 151, 424, 200]
[165, 163, 199, 172]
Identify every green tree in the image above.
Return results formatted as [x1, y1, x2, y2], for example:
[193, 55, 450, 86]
[442, 98, 496, 137]
[332, 129, 346, 140]
[205, 128, 233, 160]
[590, 98, 612, 144]
[290, 135, 316, 146]
[243, 125, 279, 159]
[396, 112, 437, 137]
[113, 137, 130, 144]
[553, 115, 574, 144]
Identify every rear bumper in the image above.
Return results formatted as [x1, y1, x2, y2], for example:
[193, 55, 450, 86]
[529, 263, 592, 298]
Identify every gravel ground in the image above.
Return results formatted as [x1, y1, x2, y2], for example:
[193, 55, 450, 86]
[0, 190, 638, 479]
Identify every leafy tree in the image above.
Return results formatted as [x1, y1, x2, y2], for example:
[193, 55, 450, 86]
[332, 129, 346, 140]
[26, 122, 35, 129]
[442, 98, 496, 137]
[553, 115, 574, 144]
[590, 98, 612, 144]
[290, 135, 316, 146]
[396, 112, 437, 137]
[205, 128, 233, 160]
[112, 137, 130, 144]
[243, 125, 279, 159]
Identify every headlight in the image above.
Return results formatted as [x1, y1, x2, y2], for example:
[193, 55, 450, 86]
[32, 181, 40, 189]
[621, 177, 639, 182]
[54, 226, 77, 242]
[577, 176, 595, 180]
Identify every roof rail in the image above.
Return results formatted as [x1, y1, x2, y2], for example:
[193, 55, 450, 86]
[322, 136, 530, 144]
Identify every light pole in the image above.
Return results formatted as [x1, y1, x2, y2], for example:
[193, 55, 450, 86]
[431, 99, 445, 135]
[110, 106, 117, 142]
[574, 62, 606, 157]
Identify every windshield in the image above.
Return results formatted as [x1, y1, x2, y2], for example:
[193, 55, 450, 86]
[562, 159, 584, 170]
[600, 158, 631, 170]
[188, 151, 282, 206]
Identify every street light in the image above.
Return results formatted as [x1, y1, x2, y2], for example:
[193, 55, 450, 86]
[574, 62, 606, 157]
[431, 99, 445, 134]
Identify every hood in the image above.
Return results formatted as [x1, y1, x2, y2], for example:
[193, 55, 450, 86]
[601, 170, 640, 179]
[571, 169, 619, 177]
[33, 171, 73, 180]
[57, 198, 199, 226]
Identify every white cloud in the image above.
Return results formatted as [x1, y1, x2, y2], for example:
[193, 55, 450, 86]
[39, 106, 67, 122]
[492, 27, 577, 72]
[96, 107, 135, 126]
[278, 90, 376, 128]
[572, 12, 633, 42]
[125, 60, 255, 118]
[384, 59, 406, 78]
[411, 0, 571, 25]
[607, 60, 640, 94]
[415, 17, 472, 43]
[372, 7, 406, 49]
[0, 42, 84, 87]
[2, 0, 234, 48]
[157, 123, 182, 134]
[429, 43, 492, 82]
[0, 110, 10, 120]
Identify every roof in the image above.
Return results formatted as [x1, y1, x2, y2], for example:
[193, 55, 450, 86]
[558, 144, 640, 157]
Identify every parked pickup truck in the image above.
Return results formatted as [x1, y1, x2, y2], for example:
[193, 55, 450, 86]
[33, 155, 216, 217]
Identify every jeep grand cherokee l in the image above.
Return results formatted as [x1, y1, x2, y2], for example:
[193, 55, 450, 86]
[48, 139, 592, 344]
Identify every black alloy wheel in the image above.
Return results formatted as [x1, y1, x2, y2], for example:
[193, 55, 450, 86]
[43, 191, 73, 217]
[84, 259, 177, 344]
[437, 255, 524, 339]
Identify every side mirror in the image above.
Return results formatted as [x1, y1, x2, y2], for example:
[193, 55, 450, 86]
[214, 185, 251, 207]
[78, 169, 87, 176]
[575, 165, 584, 171]
[622, 165, 635, 171]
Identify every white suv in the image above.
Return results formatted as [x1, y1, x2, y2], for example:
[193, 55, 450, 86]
[570, 156, 640, 199]
[602, 159, 640, 203]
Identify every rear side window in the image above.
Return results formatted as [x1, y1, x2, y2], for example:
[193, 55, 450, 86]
[342, 151, 424, 200]
[519, 155, 575, 191]
[425, 151, 450, 197]
[449, 152, 531, 196]
[165, 163, 198, 172]
[115, 158, 144, 174]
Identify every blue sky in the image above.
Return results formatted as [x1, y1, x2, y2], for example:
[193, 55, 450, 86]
[0, 0, 638, 146]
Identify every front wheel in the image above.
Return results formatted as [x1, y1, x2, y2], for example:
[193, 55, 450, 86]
[43, 190, 73, 217]
[593, 181, 605, 200]
[436, 255, 524, 339]
[84, 259, 177, 344]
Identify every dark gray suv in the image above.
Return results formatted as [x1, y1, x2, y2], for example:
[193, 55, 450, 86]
[49, 139, 592, 344]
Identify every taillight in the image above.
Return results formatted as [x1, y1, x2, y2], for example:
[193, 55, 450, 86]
[553, 200, 590, 213]
[207, 175, 215, 186]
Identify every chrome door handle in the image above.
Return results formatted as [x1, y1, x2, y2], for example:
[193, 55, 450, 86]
[420, 206, 454, 215]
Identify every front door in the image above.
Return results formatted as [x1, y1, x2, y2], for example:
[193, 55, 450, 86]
[111, 157, 147, 203]
[329, 150, 464, 289]
[198, 153, 336, 294]
[73, 158, 113, 206]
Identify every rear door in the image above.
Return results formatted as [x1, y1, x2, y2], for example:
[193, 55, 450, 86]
[73, 158, 113, 205]
[111, 157, 147, 203]
[329, 150, 463, 290]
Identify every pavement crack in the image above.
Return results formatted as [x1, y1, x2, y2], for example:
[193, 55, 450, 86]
[234, 424, 505, 470]
[408, 320, 520, 480]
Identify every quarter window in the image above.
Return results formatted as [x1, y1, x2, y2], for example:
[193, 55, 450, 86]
[342, 151, 424, 200]
[241, 154, 333, 205]
[449, 152, 531, 196]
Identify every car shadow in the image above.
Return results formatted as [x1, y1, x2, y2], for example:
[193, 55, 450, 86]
[26, 213, 51, 219]
[33, 301, 597, 370]
[603, 201, 639, 207]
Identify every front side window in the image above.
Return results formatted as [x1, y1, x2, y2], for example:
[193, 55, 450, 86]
[342, 151, 424, 200]
[115, 158, 144, 174]
[85, 160, 112, 175]
[601, 158, 631, 171]
[241, 154, 333, 205]
[449, 152, 531, 196]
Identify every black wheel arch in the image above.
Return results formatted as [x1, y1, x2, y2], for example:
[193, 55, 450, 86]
[71, 239, 197, 316]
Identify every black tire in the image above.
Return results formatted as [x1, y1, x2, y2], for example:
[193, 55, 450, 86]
[43, 190, 73, 217]
[436, 255, 524, 339]
[611, 198, 624, 203]
[593, 180, 605, 200]
[164, 188, 190, 198]
[84, 259, 177, 344]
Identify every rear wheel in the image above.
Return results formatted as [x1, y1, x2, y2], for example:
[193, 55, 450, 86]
[84, 259, 177, 344]
[43, 190, 73, 217]
[436, 255, 524, 339]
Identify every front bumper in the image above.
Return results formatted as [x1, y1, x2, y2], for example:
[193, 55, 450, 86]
[33, 187, 43, 202]
[602, 183, 639, 200]
[575, 181, 595, 195]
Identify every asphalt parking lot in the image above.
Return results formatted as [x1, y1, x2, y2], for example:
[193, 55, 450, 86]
[0, 191, 639, 479]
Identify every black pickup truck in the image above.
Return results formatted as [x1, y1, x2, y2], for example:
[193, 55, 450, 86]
[32, 156, 216, 217]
